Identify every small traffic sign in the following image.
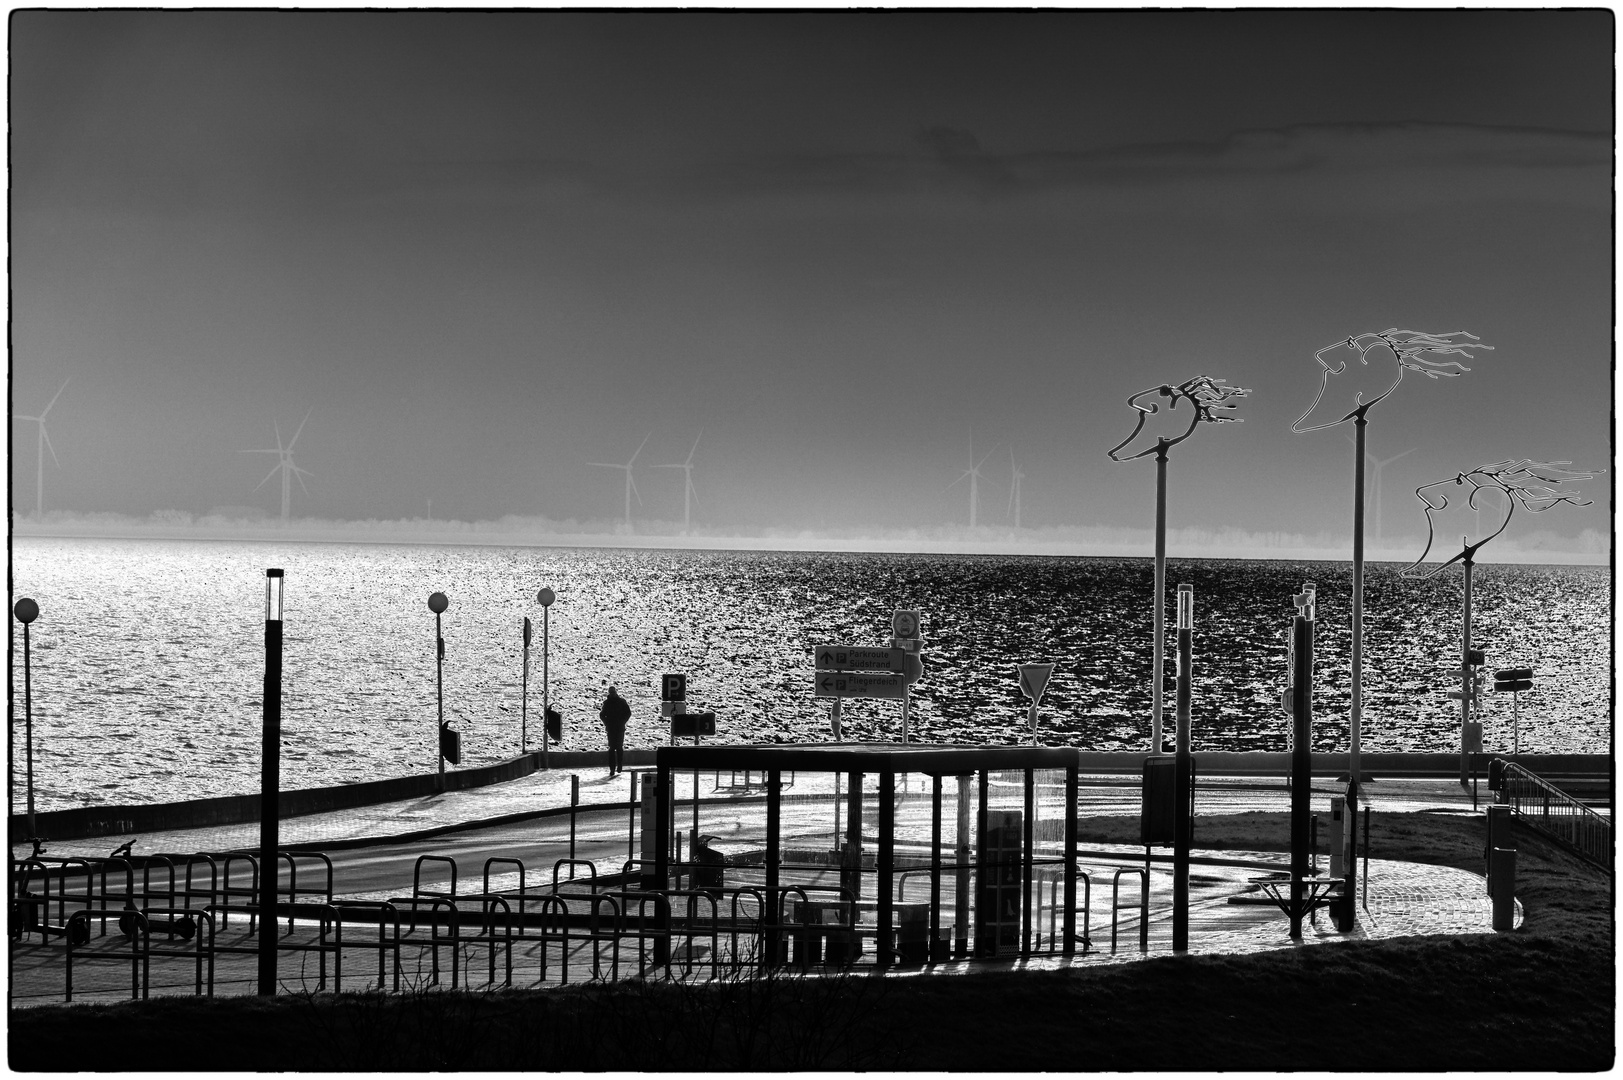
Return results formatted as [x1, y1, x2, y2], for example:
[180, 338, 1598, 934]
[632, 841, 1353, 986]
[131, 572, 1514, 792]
[522, 616, 532, 647]
[1495, 667, 1534, 682]
[671, 711, 716, 738]
[892, 610, 921, 640]
[1495, 679, 1533, 693]
[1018, 663, 1055, 703]
[661, 673, 686, 702]
[814, 646, 905, 672]
[815, 672, 907, 700]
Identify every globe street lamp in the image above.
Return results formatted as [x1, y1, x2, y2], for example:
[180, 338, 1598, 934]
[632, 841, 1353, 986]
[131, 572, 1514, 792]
[538, 588, 556, 770]
[13, 598, 40, 839]
[429, 592, 449, 792]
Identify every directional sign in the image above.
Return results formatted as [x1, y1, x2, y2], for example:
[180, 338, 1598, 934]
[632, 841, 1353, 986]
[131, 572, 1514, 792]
[1495, 667, 1534, 682]
[1494, 679, 1533, 693]
[671, 711, 716, 738]
[1018, 663, 1055, 704]
[815, 646, 905, 672]
[815, 672, 907, 700]
[892, 610, 921, 640]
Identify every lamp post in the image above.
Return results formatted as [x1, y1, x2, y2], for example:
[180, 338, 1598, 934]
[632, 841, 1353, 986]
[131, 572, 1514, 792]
[1172, 583, 1193, 952]
[1292, 329, 1492, 811]
[13, 598, 40, 838]
[258, 569, 283, 996]
[1402, 460, 1591, 787]
[429, 592, 449, 792]
[538, 588, 555, 770]
[521, 615, 532, 756]
[1107, 375, 1249, 755]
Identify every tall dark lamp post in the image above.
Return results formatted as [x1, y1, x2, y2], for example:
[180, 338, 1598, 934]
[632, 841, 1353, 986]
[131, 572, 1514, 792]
[1172, 583, 1194, 952]
[538, 588, 555, 770]
[258, 568, 283, 996]
[13, 598, 40, 839]
[1107, 375, 1249, 755]
[429, 592, 449, 792]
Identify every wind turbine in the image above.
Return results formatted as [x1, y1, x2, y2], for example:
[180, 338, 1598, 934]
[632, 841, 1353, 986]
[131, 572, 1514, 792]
[589, 433, 649, 530]
[13, 378, 69, 519]
[242, 410, 314, 526]
[946, 435, 997, 528]
[1007, 448, 1026, 529]
[655, 431, 702, 532]
[1347, 432, 1416, 546]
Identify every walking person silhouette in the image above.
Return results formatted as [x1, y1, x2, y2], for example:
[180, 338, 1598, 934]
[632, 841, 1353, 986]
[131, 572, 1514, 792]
[599, 685, 630, 777]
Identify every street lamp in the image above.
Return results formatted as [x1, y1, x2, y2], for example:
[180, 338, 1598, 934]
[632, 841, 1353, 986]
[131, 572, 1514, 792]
[1401, 459, 1591, 791]
[258, 568, 283, 996]
[1172, 583, 1194, 951]
[538, 588, 556, 770]
[1292, 328, 1492, 806]
[13, 598, 40, 839]
[429, 592, 449, 792]
[1107, 375, 1249, 755]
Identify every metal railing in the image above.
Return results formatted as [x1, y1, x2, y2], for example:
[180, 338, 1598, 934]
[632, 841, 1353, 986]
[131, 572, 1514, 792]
[1496, 759, 1613, 871]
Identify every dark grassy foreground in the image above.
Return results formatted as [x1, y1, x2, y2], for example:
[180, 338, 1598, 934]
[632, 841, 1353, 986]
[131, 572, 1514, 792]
[10, 810, 1613, 1071]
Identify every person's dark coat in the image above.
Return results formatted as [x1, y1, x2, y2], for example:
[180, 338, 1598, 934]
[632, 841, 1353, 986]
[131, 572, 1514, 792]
[600, 689, 631, 749]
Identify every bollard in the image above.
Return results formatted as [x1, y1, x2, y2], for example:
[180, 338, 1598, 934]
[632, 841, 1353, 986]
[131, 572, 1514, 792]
[1490, 847, 1517, 931]
[1485, 805, 1512, 892]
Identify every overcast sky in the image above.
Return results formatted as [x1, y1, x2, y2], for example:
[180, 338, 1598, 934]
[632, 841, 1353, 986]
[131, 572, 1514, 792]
[10, 10, 1612, 551]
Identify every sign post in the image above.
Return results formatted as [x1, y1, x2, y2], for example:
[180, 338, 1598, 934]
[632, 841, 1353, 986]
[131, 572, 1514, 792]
[1494, 666, 1534, 755]
[1017, 663, 1054, 747]
[893, 610, 922, 744]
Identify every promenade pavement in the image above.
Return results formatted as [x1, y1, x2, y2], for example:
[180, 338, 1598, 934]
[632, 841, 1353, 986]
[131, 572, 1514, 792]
[8, 763, 1521, 1007]
[17, 763, 1487, 865]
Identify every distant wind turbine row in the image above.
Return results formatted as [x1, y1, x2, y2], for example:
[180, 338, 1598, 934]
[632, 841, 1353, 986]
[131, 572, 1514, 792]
[241, 410, 314, 527]
[12, 378, 69, 519]
[589, 431, 705, 532]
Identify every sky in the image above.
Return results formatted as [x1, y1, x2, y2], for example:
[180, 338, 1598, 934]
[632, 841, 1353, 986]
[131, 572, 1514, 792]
[9, 10, 1614, 556]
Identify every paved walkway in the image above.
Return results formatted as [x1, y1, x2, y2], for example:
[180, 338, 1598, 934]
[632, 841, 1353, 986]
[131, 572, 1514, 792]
[8, 849, 1516, 1007]
[16, 766, 1487, 865]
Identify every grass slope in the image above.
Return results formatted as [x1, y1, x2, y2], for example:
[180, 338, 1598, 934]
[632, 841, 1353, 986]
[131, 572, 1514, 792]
[9, 811, 1613, 1071]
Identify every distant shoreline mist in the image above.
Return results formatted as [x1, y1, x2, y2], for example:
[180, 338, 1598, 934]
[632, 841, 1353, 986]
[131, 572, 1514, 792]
[9, 510, 1609, 565]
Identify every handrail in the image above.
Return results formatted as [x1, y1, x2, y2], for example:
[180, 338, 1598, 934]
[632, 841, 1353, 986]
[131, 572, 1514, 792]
[1496, 759, 1613, 871]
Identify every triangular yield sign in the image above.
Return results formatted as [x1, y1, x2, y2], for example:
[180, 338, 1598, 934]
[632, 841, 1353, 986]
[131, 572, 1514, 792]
[1019, 663, 1055, 703]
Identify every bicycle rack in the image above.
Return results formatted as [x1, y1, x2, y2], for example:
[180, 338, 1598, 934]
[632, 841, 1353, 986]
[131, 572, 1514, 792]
[201, 899, 341, 992]
[534, 894, 573, 986]
[387, 894, 459, 988]
[552, 858, 597, 892]
[150, 853, 221, 915]
[446, 893, 516, 990]
[601, 889, 673, 980]
[411, 854, 458, 902]
[330, 900, 403, 993]
[661, 889, 722, 980]
[139, 905, 216, 997]
[1111, 867, 1149, 953]
[66, 908, 148, 1002]
[199, 851, 260, 931]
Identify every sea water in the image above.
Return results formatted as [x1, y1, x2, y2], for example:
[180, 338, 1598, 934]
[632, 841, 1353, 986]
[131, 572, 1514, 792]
[9, 537, 1610, 811]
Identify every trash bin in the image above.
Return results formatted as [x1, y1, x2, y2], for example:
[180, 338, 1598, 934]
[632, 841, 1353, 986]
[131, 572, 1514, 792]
[692, 835, 725, 897]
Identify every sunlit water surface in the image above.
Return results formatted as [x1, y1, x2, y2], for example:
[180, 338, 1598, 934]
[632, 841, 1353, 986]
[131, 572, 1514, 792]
[10, 538, 1610, 811]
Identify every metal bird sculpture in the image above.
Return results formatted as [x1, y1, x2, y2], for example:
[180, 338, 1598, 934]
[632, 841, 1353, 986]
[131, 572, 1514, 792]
[1292, 329, 1492, 433]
